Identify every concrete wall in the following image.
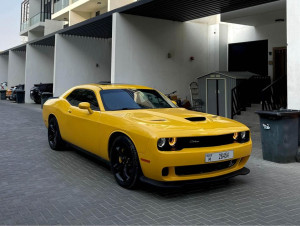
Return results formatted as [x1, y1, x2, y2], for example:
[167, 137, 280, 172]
[287, 0, 300, 109]
[25, 45, 55, 103]
[207, 24, 220, 72]
[69, 11, 91, 26]
[8, 51, 26, 87]
[28, 31, 44, 42]
[207, 23, 228, 72]
[44, 19, 65, 36]
[109, 0, 136, 11]
[53, 34, 111, 96]
[88, 6, 108, 18]
[112, 13, 209, 100]
[219, 24, 229, 71]
[228, 22, 287, 79]
[0, 55, 9, 83]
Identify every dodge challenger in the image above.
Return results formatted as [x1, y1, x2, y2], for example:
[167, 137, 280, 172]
[42, 83, 252, 189]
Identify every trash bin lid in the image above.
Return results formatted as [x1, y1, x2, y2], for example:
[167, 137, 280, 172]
[256, 109, 300, 118]
[41, 92, 53, 96]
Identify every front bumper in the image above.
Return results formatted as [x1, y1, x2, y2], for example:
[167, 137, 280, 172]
[139, 141, 252, 182]
[140, 167, 250, 188]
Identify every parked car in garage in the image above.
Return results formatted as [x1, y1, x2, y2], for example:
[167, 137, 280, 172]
[10, 84, 25, 101]
[30, 83, 53, 104]
[42, 83, 252, 189]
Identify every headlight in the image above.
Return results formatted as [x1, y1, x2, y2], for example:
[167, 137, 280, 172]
[157, 138, 166, 149]
[240, 131, 247, 140]
[157, 138, 178, 151]
[233, 132, 238, 140]
[233, 131, 250, 143]
[169, 137, 177, 146]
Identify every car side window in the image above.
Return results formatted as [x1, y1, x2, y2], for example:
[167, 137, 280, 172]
[66, 89, 100, 111]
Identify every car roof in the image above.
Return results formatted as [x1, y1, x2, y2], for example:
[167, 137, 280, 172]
[78, 83, 153, 90]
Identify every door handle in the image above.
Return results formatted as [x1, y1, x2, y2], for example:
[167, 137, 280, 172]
[68, 109, 72, 113]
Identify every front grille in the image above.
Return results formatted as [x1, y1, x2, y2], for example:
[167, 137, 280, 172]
[176, 134, 234, 149]
[175, 159, 237, 176]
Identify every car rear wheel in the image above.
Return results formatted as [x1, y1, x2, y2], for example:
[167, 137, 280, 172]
[110, 135, 140, 189]
[48, 117, 64, 150]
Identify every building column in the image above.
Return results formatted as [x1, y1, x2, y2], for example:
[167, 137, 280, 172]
[111, 13, 210, 99]
[0, 55, 9, 83]
[287, 0, 300, 109]
[53, 34, 111, 96]
[25, 44, 55, 103]
[208, 23, 228, 72]
[8, 51, 26, 88]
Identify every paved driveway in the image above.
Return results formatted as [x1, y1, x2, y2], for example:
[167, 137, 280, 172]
[0, 100, 300, 225]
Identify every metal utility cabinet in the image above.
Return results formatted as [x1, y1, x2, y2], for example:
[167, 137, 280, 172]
[197, 71, 257, 118]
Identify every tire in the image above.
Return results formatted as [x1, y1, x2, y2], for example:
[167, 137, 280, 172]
[48, 117, 64, 150]
[110, 135, 141, 189]
[34, 98, 41, 104]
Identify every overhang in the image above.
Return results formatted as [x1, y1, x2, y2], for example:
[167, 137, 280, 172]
[0, 51, 9, 56]
[121, 0, 279, 22]
[29, 34, 56, 47]
[10, 44, 27, 52]
[55, 0, 279, 38]
[2, 0, 279, 51]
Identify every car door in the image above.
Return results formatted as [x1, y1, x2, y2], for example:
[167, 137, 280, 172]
[64, 89, 101, 154]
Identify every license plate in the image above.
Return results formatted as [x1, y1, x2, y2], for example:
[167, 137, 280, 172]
[205, 150, 234, 163]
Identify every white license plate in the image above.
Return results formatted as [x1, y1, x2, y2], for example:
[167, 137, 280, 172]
[205, 150, 234, 163]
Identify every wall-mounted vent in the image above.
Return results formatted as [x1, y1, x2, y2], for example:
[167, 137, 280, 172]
[185, 117, 206, 122]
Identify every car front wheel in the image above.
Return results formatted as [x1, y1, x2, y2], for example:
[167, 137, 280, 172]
[110, 135, 141, 189]
[48, 117, 64, 150]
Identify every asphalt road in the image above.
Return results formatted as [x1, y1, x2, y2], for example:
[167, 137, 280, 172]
[0, 100, 300, 225]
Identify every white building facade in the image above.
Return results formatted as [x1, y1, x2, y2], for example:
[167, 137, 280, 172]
[1, 0, 299, 112]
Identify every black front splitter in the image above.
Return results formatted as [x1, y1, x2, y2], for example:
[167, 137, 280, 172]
[139, 167, 250, 188]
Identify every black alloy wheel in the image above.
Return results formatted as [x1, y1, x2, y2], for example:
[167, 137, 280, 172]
[110, 135, 141, 189]
[48, 117, 64, 150]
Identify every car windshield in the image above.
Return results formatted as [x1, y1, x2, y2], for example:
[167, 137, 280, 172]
[100, 89, 176, 111]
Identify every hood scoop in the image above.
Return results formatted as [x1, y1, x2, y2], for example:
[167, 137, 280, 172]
[185, 117, 206, 122]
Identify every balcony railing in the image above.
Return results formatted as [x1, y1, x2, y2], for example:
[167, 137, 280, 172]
[20, 12, 51, 31]
[20, 20, 29, 32]
[54, 0, 70, 13]
[30, 12, 51, 26]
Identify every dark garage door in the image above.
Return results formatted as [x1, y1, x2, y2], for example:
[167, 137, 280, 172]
[228, 40, 268, 76]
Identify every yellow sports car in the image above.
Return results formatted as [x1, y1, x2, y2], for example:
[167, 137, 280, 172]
[42, 83, 252, 189]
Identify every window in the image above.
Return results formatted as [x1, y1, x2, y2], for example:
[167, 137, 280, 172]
[66, 89, 100, 111]
[100, 89, 175, 111]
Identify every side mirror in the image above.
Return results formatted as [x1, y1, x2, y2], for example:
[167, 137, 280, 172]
[78, 102, 93, 114]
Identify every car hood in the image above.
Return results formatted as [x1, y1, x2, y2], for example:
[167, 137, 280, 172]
[113, 108, 249, 137]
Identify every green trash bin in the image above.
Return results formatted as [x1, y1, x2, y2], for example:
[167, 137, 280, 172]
[256, 110, 300, 163]
[16, 90, 25, 104]
[0, 90, 6, 100]
[41, 92, 53, 109]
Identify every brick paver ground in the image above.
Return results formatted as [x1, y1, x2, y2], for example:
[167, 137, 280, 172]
[0, 100, 300, 225]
